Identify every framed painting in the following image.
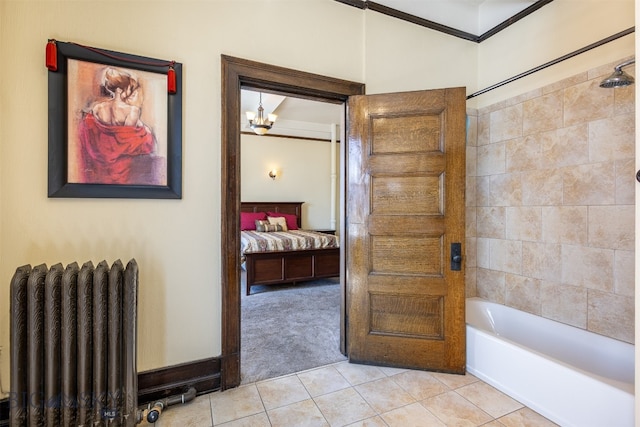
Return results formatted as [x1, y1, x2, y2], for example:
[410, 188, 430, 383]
[47, 41, 182, 198]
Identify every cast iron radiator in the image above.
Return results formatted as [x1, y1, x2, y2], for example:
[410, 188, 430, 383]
[10, 259, 139, 426]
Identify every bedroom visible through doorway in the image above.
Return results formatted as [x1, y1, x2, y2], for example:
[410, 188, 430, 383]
[239, 90, 346, 383]
[220, 54, 365, 390]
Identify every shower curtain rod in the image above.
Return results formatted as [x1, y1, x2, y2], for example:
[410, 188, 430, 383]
[467, 26, 635, 99]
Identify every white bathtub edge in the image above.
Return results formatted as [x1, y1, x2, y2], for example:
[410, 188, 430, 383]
[466, 314, 635, 427]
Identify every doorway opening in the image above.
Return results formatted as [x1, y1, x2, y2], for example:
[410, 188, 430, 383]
[220, 55, 365, 389]
[240, 88, 346, 383]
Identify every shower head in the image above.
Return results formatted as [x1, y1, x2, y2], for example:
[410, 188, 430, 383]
[600, 58, 635, 88]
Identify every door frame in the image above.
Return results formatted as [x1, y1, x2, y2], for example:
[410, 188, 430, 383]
[220, 55, 365, 389]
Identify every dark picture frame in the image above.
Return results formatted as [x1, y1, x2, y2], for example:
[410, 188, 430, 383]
[48, 41, 182, 198]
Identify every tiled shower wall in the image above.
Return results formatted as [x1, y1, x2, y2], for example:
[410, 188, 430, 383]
[465, 58, 635, 344]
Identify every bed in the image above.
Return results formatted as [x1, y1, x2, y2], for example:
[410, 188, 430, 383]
[241, 202, 340, 295]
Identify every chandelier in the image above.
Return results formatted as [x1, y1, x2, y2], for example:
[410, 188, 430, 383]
[246, 92, 277, 135]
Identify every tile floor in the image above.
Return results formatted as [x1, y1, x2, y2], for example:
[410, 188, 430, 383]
[144, 361, 558, 426]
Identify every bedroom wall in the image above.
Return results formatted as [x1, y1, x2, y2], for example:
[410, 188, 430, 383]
[0, 0, 634, 392]
[241, 134, 339, 231]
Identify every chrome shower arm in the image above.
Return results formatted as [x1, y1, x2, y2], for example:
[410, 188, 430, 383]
[615, 58, 635, 71]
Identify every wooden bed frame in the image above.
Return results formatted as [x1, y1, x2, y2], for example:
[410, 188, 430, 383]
[241, 202, 340, 295]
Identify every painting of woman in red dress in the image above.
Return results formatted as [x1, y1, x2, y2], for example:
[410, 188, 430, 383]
[68, 61, 168, 186]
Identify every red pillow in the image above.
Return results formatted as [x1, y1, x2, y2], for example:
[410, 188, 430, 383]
[241, 212, 266, 230]
[267, 212, 299, 230]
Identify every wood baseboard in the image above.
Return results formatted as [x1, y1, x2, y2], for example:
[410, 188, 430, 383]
[138, 356, 221, 404]
[0, 356, 222, 424]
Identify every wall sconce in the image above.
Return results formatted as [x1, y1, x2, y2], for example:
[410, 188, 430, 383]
[268, 169, 277, 180]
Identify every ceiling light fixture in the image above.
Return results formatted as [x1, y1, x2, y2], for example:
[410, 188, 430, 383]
[246, 92, 277, 135]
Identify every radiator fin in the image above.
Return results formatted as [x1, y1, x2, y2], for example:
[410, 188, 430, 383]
[10, 259, 139, 427]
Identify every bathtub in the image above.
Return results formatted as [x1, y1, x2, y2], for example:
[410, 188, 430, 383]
[466, 297, 634, 427]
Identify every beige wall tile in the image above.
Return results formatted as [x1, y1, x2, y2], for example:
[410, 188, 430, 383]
[477, 238, 490, 269]
[521, 169, 563, 206]
[588, 205, 634, 250]
[466, 266, 477, 297]
[489, 173, 522, 207]
[616, 159, 635, 205]
[542, 72, 587, 94]
[480, 100, 508, 116]
[562, 162, 615, 205]
[522, 242, 561, 282]
[466, 176, 477, 208]
[540, 124, 589, 168]
[490, 104, 523, 143]
[471, 59, 634, 343]
[563, 79, 614, 127]
[522, 91, 563, 136]
[614, 250, 634, 297]
[540, 281, 587, 329]
[506, 135, 541, 173]
[605, 60, 635, 114]
[506, 206, 541, 242]
[614, 83, 635, 114]
[561, 244, 614, 291]
[506, 88, 543, 108]
[478, 113, 490, 146]
[477, 142, 506, 176]
[489, 239, 522, 274]
[466, 206, 477, 237]
[476, 268, 506, 303]
[541, 206, 588, 245]
[467, 114, 478, 147]
[466, 236, 477, 268]
[477, 207, 505, 238]
[477, 176, 490, 207]
[588, 290, 634, 343]
[466, 145, 478, 177]
[505, 274, 541, 315]
[589, 114, 635, 162]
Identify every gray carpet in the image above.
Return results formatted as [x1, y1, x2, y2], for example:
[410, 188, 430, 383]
[241, 276, 347, 384]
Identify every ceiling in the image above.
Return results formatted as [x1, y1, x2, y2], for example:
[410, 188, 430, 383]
[241, 91, 343, 141]
[363, 0, 541, 39]
[241, 0, 551, 141]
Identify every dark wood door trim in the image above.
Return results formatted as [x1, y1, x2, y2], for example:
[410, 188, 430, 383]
[220, 55, 364, 389]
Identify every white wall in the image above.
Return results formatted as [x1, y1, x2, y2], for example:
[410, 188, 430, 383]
[363, 10, 479, 96]
[0, 0, 366, 382]
[475, 0, 634, 108]
[241, 134, 338, 230]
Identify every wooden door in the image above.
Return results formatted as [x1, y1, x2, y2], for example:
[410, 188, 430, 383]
[346, 87, 466, 373]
